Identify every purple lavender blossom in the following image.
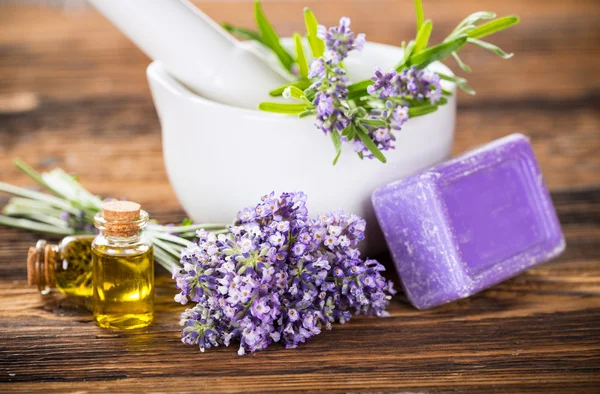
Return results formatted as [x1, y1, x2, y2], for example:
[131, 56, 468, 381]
[354, 64, 443, 157]
[308, 58, 326, 79]
[306, 17, 366, 137]
[367, 68, 398, 99]
[368, 66, 442, 105]
[317, 17, 366, 64]
[390, 105, 409, 130]
[396, 66, 443, 104]
[314, 92, 351, 134]
[174, 192, 394, 355]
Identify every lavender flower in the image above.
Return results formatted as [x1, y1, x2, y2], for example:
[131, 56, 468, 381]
[314, 92, 351, 134]
[367, 68, 398, 99]
[396, 67, 442, 105]
[307, 18, 440, 159]
[308, 58, 326, 79]
[306, 17, 367, 136]
[368, 66, 442, 105]
[174, 192, 394, 355]
[318, 17, 366, 64]
[352, 64, 443, 158]
[390, 105, 409, 130]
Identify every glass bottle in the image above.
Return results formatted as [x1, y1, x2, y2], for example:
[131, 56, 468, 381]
[27, 235, 95, 298]
[92, 201, 154, 330]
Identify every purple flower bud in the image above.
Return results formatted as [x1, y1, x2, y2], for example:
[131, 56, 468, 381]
[308, 58, 326, 78]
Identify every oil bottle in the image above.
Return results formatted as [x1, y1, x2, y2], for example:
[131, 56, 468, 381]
[92, 201, 154, 330]
[27, 235, 95, 298]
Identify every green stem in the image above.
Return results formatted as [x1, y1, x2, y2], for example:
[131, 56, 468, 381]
[6, 212, 70, 228]
[147, 231, 193, 247]
[13, 158, 65, 199]
[147, 223, 229, 233]
[151, 237, 182, 259]
[0, 215, 75, 235]
[0, 182, 80, 215]
[3, 201, 64, 218]
[153, 246, 179, 272]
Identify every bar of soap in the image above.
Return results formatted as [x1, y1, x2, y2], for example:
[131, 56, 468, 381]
[372, 134, 565, 310]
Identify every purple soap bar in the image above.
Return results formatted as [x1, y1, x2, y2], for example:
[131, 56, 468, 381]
[372, 134, 565, 310]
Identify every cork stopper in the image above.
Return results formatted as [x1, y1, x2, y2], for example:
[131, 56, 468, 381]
[27, 239, 56, 290]
[101, 201, 142, 237]
[45, 244, 57, 288]
[26, 246, 38, 287]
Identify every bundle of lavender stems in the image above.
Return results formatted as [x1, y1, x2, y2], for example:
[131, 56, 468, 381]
[0, 159, 227, 272]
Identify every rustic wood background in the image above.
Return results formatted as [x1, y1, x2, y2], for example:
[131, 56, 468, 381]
[1, 0, 599, 392]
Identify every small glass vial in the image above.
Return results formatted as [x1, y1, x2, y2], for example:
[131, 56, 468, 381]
[92, 201, 154, 330]
[27, 235, 95, 298]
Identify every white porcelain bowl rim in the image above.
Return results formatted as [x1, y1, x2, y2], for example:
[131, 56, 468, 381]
[149, 39, 456, 119]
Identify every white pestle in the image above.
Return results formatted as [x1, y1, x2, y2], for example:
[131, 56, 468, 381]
[87, 0, 289, 109]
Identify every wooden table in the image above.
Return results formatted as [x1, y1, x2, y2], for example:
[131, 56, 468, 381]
[1, 1, 599, 392]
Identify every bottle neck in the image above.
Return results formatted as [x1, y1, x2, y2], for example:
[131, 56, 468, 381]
[27, 240, 58, 293]
[98, 229, 143, 245]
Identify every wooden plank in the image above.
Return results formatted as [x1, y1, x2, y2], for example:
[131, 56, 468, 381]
[1, 188, 599, 392]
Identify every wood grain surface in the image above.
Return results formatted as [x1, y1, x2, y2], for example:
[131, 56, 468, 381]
[1, 1, 599, 392]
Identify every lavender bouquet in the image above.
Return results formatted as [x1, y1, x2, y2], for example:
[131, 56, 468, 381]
[174, 192, 395, 355]
[225, 0, 519, 164]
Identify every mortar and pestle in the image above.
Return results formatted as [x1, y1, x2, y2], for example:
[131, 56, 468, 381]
[89, 0, 457, 252]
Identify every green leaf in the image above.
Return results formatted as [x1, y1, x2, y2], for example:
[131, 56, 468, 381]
[269, 80, 313, 97]
[359, 118, 388, 127]
[407, 35, 468, 69]
[348, 90, 370, 100]
[467, 38, 514, 59]
[349, 80, 372, 92]
[444, 25, 476, 42]
[294, 33, 310, 79]
[408, 105, 438, 117]
[258, 102, 311, 114]
[221, 23, 264, 44]
[330, 131, 342, 165]
[346, 80, 372, 100]
[452, 52, 472, 72]
[413, 20, 432, 54]
[403, 96, 448, 107]
[304, 8, 325, 58]
[438, 73, 476, 95]
[413, 0, 425, 32]
[283, 86, 307, 101]
[254, 1, 295, 71]
[342, 123, 356, 140]
[180, 218, 194, 226]
[299, 109, 316, 118]
[403, 40, 415, 64]
[468, 15, 520, 39]
[455, 11, 496, 31]
[355, 122, 387, 163]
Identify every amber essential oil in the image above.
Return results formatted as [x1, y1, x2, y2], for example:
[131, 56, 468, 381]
[92, 201, 154, 330]
[27, 235, 95, 298]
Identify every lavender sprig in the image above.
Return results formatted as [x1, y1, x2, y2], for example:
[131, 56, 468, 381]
[174, 191, 395, 355]
[0, 159, 228, 272]
[246, 0, 518, 164]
